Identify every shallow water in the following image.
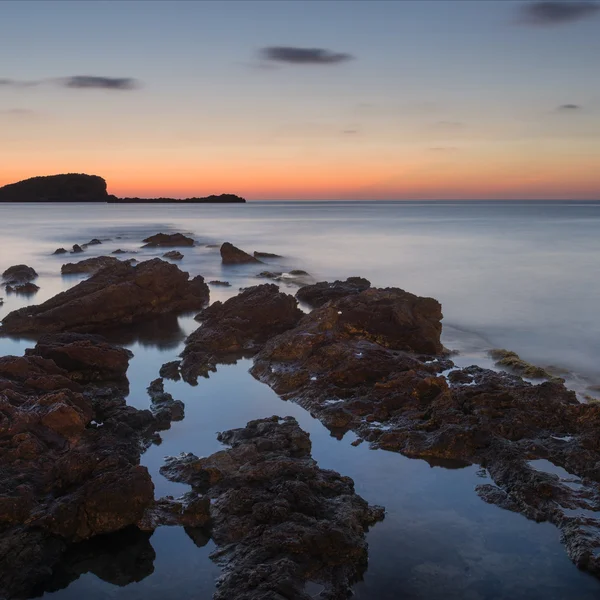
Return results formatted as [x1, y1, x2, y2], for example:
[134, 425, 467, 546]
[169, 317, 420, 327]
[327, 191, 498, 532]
[2, 201, 600, 598]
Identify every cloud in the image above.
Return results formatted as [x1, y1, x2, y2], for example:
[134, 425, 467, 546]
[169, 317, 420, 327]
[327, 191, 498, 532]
[428, 146, 459, 153]
[0, 108, 36, 117]
[519, 1, 600, 25]
[260, 46, 354, 65]
[558, 103, 582, 110]
[0, 76, 140, 90]
[60, 76, 138, 90]
[434, 121, 466, 130]
[343, 129, 359, 135]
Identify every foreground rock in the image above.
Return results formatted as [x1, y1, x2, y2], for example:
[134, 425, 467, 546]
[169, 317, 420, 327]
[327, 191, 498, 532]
[252, 285, 600, 577]
[142, 233, 195, 247]
[160, 416, 384, 599]
[296, 277, 371, 307]
[2, 264, 38, 284]
[180, 284, 303, 383]
[61, 256, 123, 275]
[1, 258, 209, 335]
[220, 242, 262, 265]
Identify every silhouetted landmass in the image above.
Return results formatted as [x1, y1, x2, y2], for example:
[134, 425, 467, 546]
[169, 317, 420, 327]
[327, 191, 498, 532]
[0, 174, 246, 203]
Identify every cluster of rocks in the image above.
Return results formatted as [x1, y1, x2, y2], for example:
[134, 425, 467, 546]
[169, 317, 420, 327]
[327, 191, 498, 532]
[2, 264, 40, 295]
[160, 416, 384, 600]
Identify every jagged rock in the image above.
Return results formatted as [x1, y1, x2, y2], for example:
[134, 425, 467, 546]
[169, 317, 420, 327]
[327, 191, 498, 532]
[160, 416, 384, 600]
[159, 360, 181, 381]
[71, 244, 84, 254]
[296, 277, 371, 308]
[180, 284, 303, 383]
[147, 378, 184, 424]
[2, 264, 38, 284]
[142, 233, 195, 247]
[61, 256, 123, 275]
[163, 250, 183, 260]
[53, 248, 68, 255]
[6, 282, 40, 295]
[489, 348, 555, 380]
[1, 259, 209, 335]
[84, 238, 102, 246]
[253, 251, 282, 259]
[220, 242, 262, 265]
[208, 280, 231, 287]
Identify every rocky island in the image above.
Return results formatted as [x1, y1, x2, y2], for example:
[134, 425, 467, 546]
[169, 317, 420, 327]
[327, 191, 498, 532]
[0, 174, 246, 203]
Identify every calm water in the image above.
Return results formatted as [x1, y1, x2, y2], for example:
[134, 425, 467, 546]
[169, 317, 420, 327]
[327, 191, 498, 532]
[1, 201, 600, 599]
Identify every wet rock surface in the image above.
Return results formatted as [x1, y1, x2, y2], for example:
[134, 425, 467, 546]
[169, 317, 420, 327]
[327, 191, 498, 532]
[2, 264, 38, 285]
[251, 285, 600, 577]
[296, 277, 371, 308]
[142, 232, 195, 247]
[253, 251, 282, 258]
[208, 280, 231, 287]
[61, 255, 123, 275]
[0, 336, 168, 599]
[160, 416, 384, 600]
[147, 377, 185, 424]
[180, 284, 303, 383]
[5, 282, 40, 295]
[1, 258, 209, 335]
[163, 250, 184, 260]
[220, 242, 262, 265]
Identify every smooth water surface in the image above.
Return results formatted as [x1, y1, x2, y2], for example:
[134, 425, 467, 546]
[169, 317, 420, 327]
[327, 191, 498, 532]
[1, 201, 600, 599]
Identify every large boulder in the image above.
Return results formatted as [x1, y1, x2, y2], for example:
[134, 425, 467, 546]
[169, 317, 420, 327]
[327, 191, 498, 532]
[160, 416, 384, 600]
[1, 258, 209, 334]
[2, 264, 38, 284]
[141, 233, 194, 247]
[296, 276, 371, 307]
[61, 256, 123, 275]
[180, 284, 303, 382]
[220, 242, 262, 265]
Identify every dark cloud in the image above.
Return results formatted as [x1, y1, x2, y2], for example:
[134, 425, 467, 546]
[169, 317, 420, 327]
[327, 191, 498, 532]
[519, 1, 600, 25]
[0, 76, 139, 90]
[60, 76, 139, 90]
[260, 46, 354, 65]
[558, 103, 582, 110]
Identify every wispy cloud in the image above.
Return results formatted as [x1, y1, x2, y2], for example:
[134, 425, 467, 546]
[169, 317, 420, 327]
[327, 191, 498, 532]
[260, 46, 354, 65]
[434, 121, 466, 130]
[0, 76, 140, 90]
[0, 108, 36, 117]
[428, 146, 459, 153]
[557, 103, 582, 110]
[518, 1, 600, 25]
[343, 129, 359, 135]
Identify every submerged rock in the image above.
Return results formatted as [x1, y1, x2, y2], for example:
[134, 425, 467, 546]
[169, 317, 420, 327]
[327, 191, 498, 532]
[84, 238, 102, 246]
[1, 258, 209, 335]
[296, 277, 371, 308]
[2, 264, 38, 284]
[159, 360, 182, 381]
[5, 282, 40, 295]
[208, 280, 231, 287]
[160, 416, 384, 600]
[180, 284, 303, 383]
[53, 248, 68, 255]
[488, 348, 555, 380]
[141, 233, 195, 248]
[253, 250, 282, 259]
[71, 244, 84, 254]
[61, 256, 123, 275]
[163, 250, 184, 260]
[147, 377, 185, 424]
[220, 242, 262, 265]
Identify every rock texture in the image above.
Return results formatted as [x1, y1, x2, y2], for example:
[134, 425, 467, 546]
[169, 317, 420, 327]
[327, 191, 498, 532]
[253, 251, 282, 259]
[5, 282, 40, 295]
[0, 174, 108, 203]
[251, 285, 600, 577]
[163, 250, 184, 260]
[142, 233, 195, 248]
[61, 256, 123, 275]
[180, 284, 303, 383]
[296, 277, 371, 308]
[2, 264, 38, 284]
[1, 258, 209, 335]
[160, 416, 384, 600]
[220, 242, 262, 265]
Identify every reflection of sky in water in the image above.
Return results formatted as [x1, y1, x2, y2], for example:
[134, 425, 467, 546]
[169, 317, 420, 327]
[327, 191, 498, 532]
[1, 201, 600, 598]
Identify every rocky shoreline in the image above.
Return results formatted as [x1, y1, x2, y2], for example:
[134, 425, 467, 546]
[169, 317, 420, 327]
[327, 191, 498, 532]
[2, 235, 600, 598]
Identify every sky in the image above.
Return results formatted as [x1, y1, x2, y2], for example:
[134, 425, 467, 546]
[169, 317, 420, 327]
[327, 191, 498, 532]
[1, 0, 599, 200]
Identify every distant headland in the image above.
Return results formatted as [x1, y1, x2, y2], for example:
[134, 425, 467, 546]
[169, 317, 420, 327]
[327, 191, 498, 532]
[0, 174, 246, 203]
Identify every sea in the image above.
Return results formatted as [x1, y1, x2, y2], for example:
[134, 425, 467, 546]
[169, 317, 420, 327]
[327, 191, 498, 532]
[1, 200, 599, 599]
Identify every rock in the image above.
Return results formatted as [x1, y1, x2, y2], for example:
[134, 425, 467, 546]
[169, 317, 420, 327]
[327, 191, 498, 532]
[205, 244, 220, 248]
[0, 174, 108, 203]
[489, 348, 554, 379]
[53, 248, 68, 255]
[163, 250, 183, 260]
[141, 233, 195, 248]
[25, 333, 132, 386]
[257, 270, 312, 286]
[2, 264, 38, 284]
[289, 269, 309, 276]
[61, 256, 123, 275]
[220, 242, 262, 265]
[180, 284, 303, 383]
[1, 258, 210, 335]
[147, 378, 185, 424]
[71, 244, 84, 254]
[256, 270, 282, 280]
[84, 239, 102, 246]
[296, 277, 371, 308]
[159, 360, 181, 381]
[208, 280, 231, 287]
[111, 249, 137, 255]
[6, 282, 40, 295]
[160, 416, 384, 600]
[253, 251, 282, 259]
